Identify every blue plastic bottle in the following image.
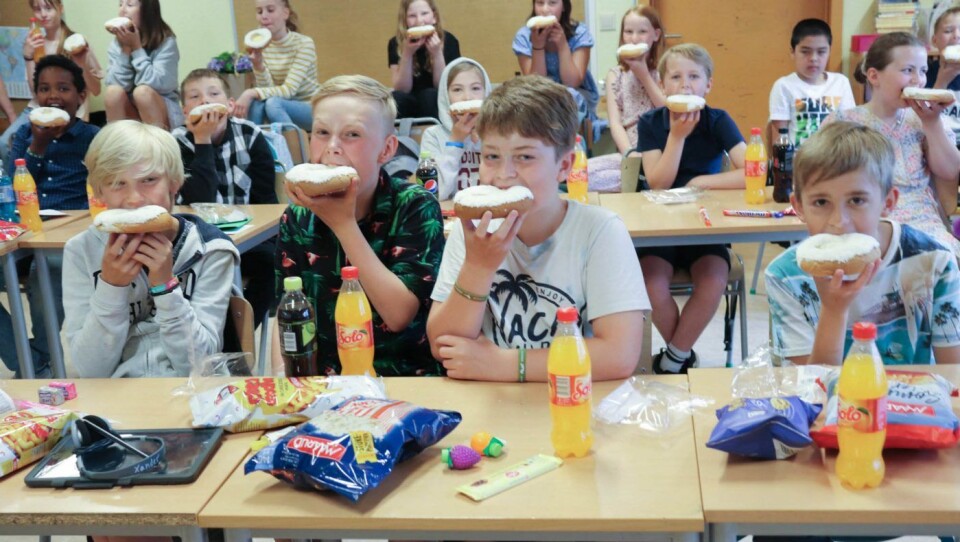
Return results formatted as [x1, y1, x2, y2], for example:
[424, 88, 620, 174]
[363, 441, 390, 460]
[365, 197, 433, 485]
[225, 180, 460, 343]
[0, 160, 17, 223]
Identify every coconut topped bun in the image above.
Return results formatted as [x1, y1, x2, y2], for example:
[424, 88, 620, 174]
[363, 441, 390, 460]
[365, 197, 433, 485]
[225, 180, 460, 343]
[453, 185, 534, 220]
[617, 43, 650, 59]
[29, 107, 71, 128]
[285, 164, 358, 197]
[244, 28, 271, 50]
[526, 15, 558, 29]
[94, 205, 178, 234]
[104, 17, 134, 32]
[450, 99, 483, 116]
[901, 87, 956, 105]
[406, 25, 436, 39]
[188, 103, 229, 124]
[666, 95, 706, 113]
[63, 34, 87, 55]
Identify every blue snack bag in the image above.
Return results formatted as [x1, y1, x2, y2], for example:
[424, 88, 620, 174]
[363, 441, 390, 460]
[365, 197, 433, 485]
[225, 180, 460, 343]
[706, 396, 822, 459]
[245, 396, 461, 501]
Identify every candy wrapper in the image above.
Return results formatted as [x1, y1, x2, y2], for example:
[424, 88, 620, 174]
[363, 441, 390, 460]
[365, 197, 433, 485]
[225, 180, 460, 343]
[811, 370, 960, 449]
[245, 396, 461, 502]
[641, 186, 703, 205]
[189, 376, 385, 433]
[0, 220, 25, 243]
[1, 403, 78, 478]
[706, 397, 822, 459]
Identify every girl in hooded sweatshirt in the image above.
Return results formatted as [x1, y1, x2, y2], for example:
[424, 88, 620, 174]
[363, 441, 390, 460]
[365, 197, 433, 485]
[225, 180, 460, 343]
[419, 57, 492, 201]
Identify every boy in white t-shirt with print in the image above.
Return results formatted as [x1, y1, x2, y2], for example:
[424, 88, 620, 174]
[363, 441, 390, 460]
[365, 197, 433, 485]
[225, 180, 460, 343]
[427, 75, 650, 382]
[769, 18, 856, 147]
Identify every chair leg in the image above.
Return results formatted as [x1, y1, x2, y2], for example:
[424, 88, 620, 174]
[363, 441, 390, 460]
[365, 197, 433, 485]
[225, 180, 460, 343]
[258, 312, 271, 376]
[739, 278, 749, 365]
[723, 293, 736, 367]
[750, 242, 765, 294]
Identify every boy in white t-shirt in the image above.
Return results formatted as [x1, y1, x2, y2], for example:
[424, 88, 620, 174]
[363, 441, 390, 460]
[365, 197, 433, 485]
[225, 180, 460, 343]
[769, 19, 855, 147]
[427, 75, 650, 382]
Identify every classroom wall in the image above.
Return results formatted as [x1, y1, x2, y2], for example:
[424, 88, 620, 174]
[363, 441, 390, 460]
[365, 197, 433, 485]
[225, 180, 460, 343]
[231, 0, 584, 86]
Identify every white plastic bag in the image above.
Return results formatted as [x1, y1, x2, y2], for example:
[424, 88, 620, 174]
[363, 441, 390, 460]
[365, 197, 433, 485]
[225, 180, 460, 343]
[594, 376, 714, 435]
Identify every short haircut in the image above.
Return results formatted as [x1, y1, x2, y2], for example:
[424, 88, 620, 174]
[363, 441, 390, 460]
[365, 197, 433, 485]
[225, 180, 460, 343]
[476, 75, 577, 159]
[793, 121, 894, 200]
[180, 68, 230, 103]
[85, 120, 185, 193]
[33, 54, 85, 94]
[933, 6, 960, 35]
[310, 75, 397, 133]
[658, 43, 713, 80]
[791, 18, 832, 49]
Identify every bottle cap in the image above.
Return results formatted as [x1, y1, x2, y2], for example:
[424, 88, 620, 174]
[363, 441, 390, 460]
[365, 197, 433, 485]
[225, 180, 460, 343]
[341, 266, 358, 280]
[283, 276, 303, 292]
[14, 158, 26, 167]
[556, 306, 578, 323]
[750, 127, 761, 136]
[778, 127, 788, 134]
[420, 150, 431, 159]
[852, 321, 877, 341]
[576, 134, 583, 143]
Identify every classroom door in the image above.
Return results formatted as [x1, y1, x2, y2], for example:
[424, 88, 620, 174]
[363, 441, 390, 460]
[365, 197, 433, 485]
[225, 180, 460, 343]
[650, 0, 839, 139]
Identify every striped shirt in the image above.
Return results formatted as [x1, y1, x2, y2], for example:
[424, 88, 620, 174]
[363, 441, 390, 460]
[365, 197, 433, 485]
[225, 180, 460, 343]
[7, 119, 100, 211]
[254, 31, 321, 102]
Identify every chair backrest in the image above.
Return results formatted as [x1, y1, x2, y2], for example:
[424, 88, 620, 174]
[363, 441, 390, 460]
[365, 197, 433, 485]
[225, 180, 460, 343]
[395, 116, 441, 148]
[259, 122, 308, 169]
[620, 155, 644, 193]
[223, 295, 256, 358]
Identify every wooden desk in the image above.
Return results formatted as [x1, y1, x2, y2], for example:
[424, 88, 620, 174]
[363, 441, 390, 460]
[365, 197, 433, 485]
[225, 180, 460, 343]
[689, 367, 960, 542]
[3, 211, 87, 378]
[0, 378, 259, 542]
[598, 187, 807, 248]
[201, 377, 704, 542]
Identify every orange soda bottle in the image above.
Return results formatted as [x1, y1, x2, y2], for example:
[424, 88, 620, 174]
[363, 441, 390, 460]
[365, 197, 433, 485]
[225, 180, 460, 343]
[836, 322, 888, 489]
[29, 18, 45, 64]
[567, 135, 589, 204]
[335, 266, 376, 376]
[86, 182, 107, 218]
[744, 127, 767, 205]
[13, 159, 42, 233]
[548, 306, 592, 458]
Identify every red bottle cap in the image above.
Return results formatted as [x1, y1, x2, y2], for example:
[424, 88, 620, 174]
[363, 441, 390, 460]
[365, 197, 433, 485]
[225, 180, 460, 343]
[750, 127, 762, 136]
[341, 266, 358, 280]
[852, 322, 877, 341]
[556, 306, 578, 323]
[14, 158, 25, 167]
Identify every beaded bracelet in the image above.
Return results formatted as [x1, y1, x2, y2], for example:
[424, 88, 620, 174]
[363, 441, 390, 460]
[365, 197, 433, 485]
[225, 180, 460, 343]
[149, 277, 180, 297]
[518, 347, 527, 383]
[454, 282, 488, 303]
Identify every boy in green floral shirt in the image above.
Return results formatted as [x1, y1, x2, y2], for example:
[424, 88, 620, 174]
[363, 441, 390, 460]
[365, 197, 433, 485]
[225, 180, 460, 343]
[274, 75, 445, 376]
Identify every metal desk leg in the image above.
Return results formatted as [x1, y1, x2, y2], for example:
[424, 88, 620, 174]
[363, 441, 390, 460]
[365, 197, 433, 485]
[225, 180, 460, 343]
[750, 242, 765, 294]
[709, 522, 737, 542]
[33, 249, 64, 378]
[2, 252, 33, 379]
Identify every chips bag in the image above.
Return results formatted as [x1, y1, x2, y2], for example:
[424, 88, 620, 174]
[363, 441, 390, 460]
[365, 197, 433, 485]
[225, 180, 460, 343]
[245, 396, 461, 501]
[706, 396, 822, 459]
[811, 370, 959, 449]
[189, 376, 385, 433]
[1, 403, 77, 478]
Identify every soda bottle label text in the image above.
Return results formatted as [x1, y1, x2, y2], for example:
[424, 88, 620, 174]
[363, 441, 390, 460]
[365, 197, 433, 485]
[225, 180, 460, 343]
[838, 395, 887, 433]
[745, 160, 767, 178]
[337, 322, 373, 350]
[549, 373, 592, 407]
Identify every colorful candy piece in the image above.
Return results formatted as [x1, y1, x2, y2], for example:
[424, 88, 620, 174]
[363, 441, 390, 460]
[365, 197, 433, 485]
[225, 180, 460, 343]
[442, 444, 482, 470]
[49, 381, 77, 400]
[470, 431, 506, 457]
[38, 386, 65, 406]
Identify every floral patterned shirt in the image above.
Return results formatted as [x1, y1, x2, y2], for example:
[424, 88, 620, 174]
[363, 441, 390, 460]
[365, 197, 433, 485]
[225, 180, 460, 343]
[825, 106, 960, 254]
[275, 171, 445, 376]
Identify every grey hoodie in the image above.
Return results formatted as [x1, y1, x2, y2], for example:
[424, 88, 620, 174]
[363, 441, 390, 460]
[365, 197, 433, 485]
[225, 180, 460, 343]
[62, 215, 240, 378]
[419, 58, 493, 201]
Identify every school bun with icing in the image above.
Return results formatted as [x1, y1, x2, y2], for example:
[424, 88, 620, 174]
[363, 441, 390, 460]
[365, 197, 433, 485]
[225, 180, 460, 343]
[901, 87, 956, 105]
[285, 164, 358, 197]
[453, 185, 535, 220]
[666, 95, 706, 113]
[29, 107, 71, 128]
[188, 103, 229, 124]
[796, 233, 881, 278]
[94, 205, 178, 234]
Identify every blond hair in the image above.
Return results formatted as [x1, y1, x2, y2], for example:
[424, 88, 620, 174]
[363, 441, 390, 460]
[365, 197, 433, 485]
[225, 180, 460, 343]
[85, 120, 184, 195]
[658, 43, 713, 80]
[395, 0, 445, 77]
[28, 0, 73, 54]
[618, 6, 663, 72]
[793, 121, 894, 200]
[311, 75, 397, 132]
[476, 75, 577, 159]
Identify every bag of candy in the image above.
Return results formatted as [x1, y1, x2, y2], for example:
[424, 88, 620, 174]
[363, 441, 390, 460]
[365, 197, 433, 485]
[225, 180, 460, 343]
[245, 396, 461, 501]
[706, 396, 822, 459]
[811, 370, 959, 449]
[1, 403, 78, 478]
[189, 376, 385, 433]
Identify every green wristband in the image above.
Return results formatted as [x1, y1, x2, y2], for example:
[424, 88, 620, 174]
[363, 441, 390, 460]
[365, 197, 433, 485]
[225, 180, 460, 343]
[518, 347, 527, 383]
